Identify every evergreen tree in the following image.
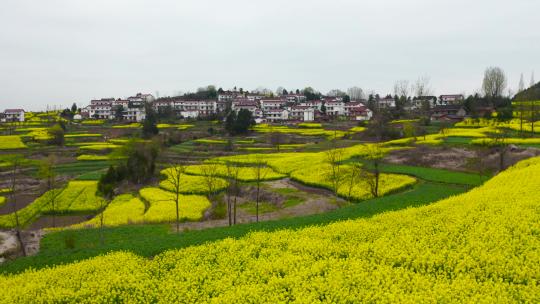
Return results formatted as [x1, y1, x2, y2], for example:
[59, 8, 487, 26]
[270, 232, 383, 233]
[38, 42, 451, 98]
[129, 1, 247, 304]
[234, 109, 255, 134]
[142, 105, 159, 138]
[225, 111, 237, 135]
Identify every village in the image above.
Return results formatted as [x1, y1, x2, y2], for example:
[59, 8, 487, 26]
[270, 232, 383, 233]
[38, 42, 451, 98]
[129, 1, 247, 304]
[2, 89, 489, 124]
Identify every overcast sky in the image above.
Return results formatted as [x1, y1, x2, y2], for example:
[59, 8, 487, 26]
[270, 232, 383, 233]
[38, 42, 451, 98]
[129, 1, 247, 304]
[1, 0, 538, 111]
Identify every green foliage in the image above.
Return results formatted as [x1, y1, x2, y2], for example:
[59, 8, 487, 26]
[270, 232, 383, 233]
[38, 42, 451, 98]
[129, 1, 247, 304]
[225, 109, 255, 135]
[123, 141, 160, 184]
[142, 105, 159, 138]
[47, 124, 65, 146]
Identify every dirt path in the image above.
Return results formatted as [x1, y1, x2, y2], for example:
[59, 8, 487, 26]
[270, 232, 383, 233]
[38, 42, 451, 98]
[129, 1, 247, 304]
[174, 178, 345, 232]
[0, 230, 43, 264]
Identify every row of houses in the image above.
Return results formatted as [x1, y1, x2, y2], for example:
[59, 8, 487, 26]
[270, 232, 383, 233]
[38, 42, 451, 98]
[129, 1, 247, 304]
[1, 92, 467, 124]
[81, 93, 155, 121]
[373, 94, 465, 110]
[79, 92, 466, 122]
[152, 96, 373, 122]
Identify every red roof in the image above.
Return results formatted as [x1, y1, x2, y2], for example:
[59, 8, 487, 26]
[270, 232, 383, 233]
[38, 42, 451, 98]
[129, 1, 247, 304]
[290, 106, 313, 110]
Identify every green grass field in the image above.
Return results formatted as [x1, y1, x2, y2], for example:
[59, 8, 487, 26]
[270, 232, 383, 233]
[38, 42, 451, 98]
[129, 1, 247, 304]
[1, 181, 467, 274]
[54, 160, 115, 176]
[358, 161, 487, 186]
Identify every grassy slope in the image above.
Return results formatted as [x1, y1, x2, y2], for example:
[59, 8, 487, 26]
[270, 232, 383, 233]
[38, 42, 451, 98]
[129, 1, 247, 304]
[1, 181, 466, 274]
[359, 160, 486, 186]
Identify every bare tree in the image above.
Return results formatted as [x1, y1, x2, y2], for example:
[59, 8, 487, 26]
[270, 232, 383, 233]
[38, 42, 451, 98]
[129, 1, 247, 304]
[531, 71, 536, 88]
[165, 164, 185, 233]
[490, 128, 510, 172]
[465, 148, 491, 184]
[268, 132, 285, 152]
[9, 156, 26, 256]
[327, 89, 346, 97]
[531, 100, 536, 136]
[224, 161, 240, 226]
[518, 73, 525, 93]
[251, 155, 268, 222]
[38, 155, 60, 228]
[346, 162, 363, 200]
[393, 80, 410, 98]
[363, 145, 386, 198]
[200, 163, 220, 197]
[325, 148, 345, 195]
[360, 169, 377, 198]
[347, 87, 365, 100]
[482, 67, 507, 98]
[413, 76, 432, 97]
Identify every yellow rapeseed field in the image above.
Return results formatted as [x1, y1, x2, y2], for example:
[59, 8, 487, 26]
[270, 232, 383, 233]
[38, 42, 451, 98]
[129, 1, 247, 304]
[140, 187, 211, 223]
[71, 194, 145, 228]
[1, 157, 539, 302]
[0, 135, 27, 149]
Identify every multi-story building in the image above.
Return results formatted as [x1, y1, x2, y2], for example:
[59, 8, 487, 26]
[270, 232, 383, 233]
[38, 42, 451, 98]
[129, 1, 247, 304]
[89, 98, 114, 119]
[288, 106, 315, 121]
[439, 94, 464, 105]
[283, 94, 306, 103]
[128, 93, 155, 103]
[260, 98, 287, 112]
[299, 100, 323, 111]
[344, 102, 372, 121]
[245, 93, 264, 101]
[3, 109, 25, 122]
[264, 109, 289, 121]
[216, 100, 228, 113]
[218, 91, 241, 102]
[408, 96, 437, 110]
[378, 97, 396, 108]
[125, 105, 146, 122]
[173, 100, 217, 117]
[232, 100, 261, 117]
[325, 100, 345, 116]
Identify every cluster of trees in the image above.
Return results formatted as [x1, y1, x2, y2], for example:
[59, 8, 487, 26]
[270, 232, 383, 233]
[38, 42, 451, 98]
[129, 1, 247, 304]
[324, 145, 385, 200]
[47, 122, 66, 146]
[97, 140, 160, 198]
[225, 109, 255, 135]
[59, 103, 80, 120]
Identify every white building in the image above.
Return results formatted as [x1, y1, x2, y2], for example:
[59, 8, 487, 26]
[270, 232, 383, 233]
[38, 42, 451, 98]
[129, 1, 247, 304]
[288, 106, 315, 121]
[439, 94, 464, 105]
[283, 94, 306, 103]
[260, 98, 287, 112]
[245, 93, 264, 101]
[89, 98, 114, 119]
[3, 109, 25, 122]
[299, 100, 323, 111]
[378, 97, 396, 108]
[173, 100, 217, 116]
[232, 100, 261, 117]
[180, 110, 199, 118]
[218, 91, 241, 102]
[264, 109, 289, 121]
[125, 106, 146, 122]
[325, 100, 345, 116]
[344, 102, 372, 120]
[128, 93, 155, 103]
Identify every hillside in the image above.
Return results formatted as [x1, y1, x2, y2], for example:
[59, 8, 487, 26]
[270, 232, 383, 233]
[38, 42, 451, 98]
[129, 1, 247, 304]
[1, 157, 539, 302]
[514, 81, 540, 101]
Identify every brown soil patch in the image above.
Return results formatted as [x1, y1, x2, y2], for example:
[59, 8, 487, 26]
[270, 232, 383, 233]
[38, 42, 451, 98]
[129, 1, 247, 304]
[174, 178, 345, 232]
[385, 145, 540, 172]
[27, 215, 93, 230]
